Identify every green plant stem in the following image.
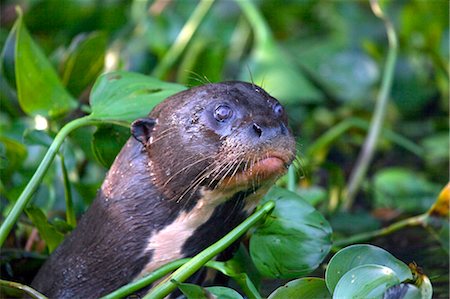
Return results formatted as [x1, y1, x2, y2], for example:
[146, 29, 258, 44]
[101, 259, 190, 299]
[287, 164, 296, 192]
[344, 0, 398, 210]
[59, 154, 76, 227]
[307, 118, 423, 164]
[102, 258, 260, 299]
[0, 116, 103, 247]
[144, 201, 275, 299]
[0, 279, 48, 299]
[333, 213, 427, 249]
[236, 0, 271, 47]
[151, 0, 214, 79]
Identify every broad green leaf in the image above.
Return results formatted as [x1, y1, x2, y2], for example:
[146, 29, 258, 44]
[325, 244, 412, 293]
[11, 10, 77, 117]
[25, 206, 64, 252]
[61, 32, 107, 97]
[89, 71, 186, 122]
[268, 278, 331, 299]
[250, 186, 332, 279]
[177, 282, 208, 299]
[296, 186, 327, 206]
[206, 287, 243, 299]
[333, 264, 400, 299]
[373, 168, 440, 213]
[91, 124, 130, 168]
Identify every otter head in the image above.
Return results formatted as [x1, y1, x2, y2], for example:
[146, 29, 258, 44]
[131, 81, 296, 203]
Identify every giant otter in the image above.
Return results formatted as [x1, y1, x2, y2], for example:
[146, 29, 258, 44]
[31, 81, 296, 298]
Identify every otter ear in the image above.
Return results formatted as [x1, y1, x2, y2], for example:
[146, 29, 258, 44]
[131, 118, 156, 146]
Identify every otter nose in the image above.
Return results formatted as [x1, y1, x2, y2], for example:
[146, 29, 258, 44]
[251, 122, 288, 140]
[253, 123, 263, 137]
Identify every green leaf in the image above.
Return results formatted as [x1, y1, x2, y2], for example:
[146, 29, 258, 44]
[61, 32, 107, 97]
[206, 287, 244, 299]
[89, 71, 186, 122]
[250, 186, 332, 279]
[296, 186, 327, 206]
[373, 168, 441, 213]
[268, 278, 331, 299]
[177, 282, 208, 299]
[11, 9, 77, 117]
[91, 124, 130, 168]
[333, 264, 401, 299]
[25, 206, 64, 252]
[325, 244, 412, 293]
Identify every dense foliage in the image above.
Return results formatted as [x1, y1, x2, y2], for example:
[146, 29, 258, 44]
[0, 0, 448, 298]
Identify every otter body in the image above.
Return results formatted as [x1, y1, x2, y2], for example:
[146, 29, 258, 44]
[32, 81, 296, 298]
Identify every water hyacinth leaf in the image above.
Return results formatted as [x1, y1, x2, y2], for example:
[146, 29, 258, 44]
[12, 10, 77, 117]
[325, 244, 412, 293]
[177, 282, 208, 299]
[206, 287, 244, 299]
[250, 186, 332, 279]
[89, 71, 186, 122]
[373, 168, 440, 213]
[25, 206, 64, 253]
[333, 264, 401, 299]
[268, 278, 331, 299]
[61, 32, 107, 97]
[91, 124, 130, 168]
[296, 185, 328, 206]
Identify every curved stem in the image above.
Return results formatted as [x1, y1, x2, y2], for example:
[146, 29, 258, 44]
[235, 0, 271, 47]
[151, 0, 215, 79]
[144, 201, 275, 299]
[333, 213, 427, 250]
[0, 116, 104, 247]
[0, 279, 48, 299]
[344, 0, 398, 210]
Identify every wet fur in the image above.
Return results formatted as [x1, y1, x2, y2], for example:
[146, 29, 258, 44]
[32, 82, 296, 298]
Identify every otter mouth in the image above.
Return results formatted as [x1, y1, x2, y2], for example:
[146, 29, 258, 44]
[218, 151, 293, 189]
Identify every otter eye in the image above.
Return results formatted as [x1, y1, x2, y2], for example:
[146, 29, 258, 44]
[273, 103, 284, 117]
[214, 105, 233, 122]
